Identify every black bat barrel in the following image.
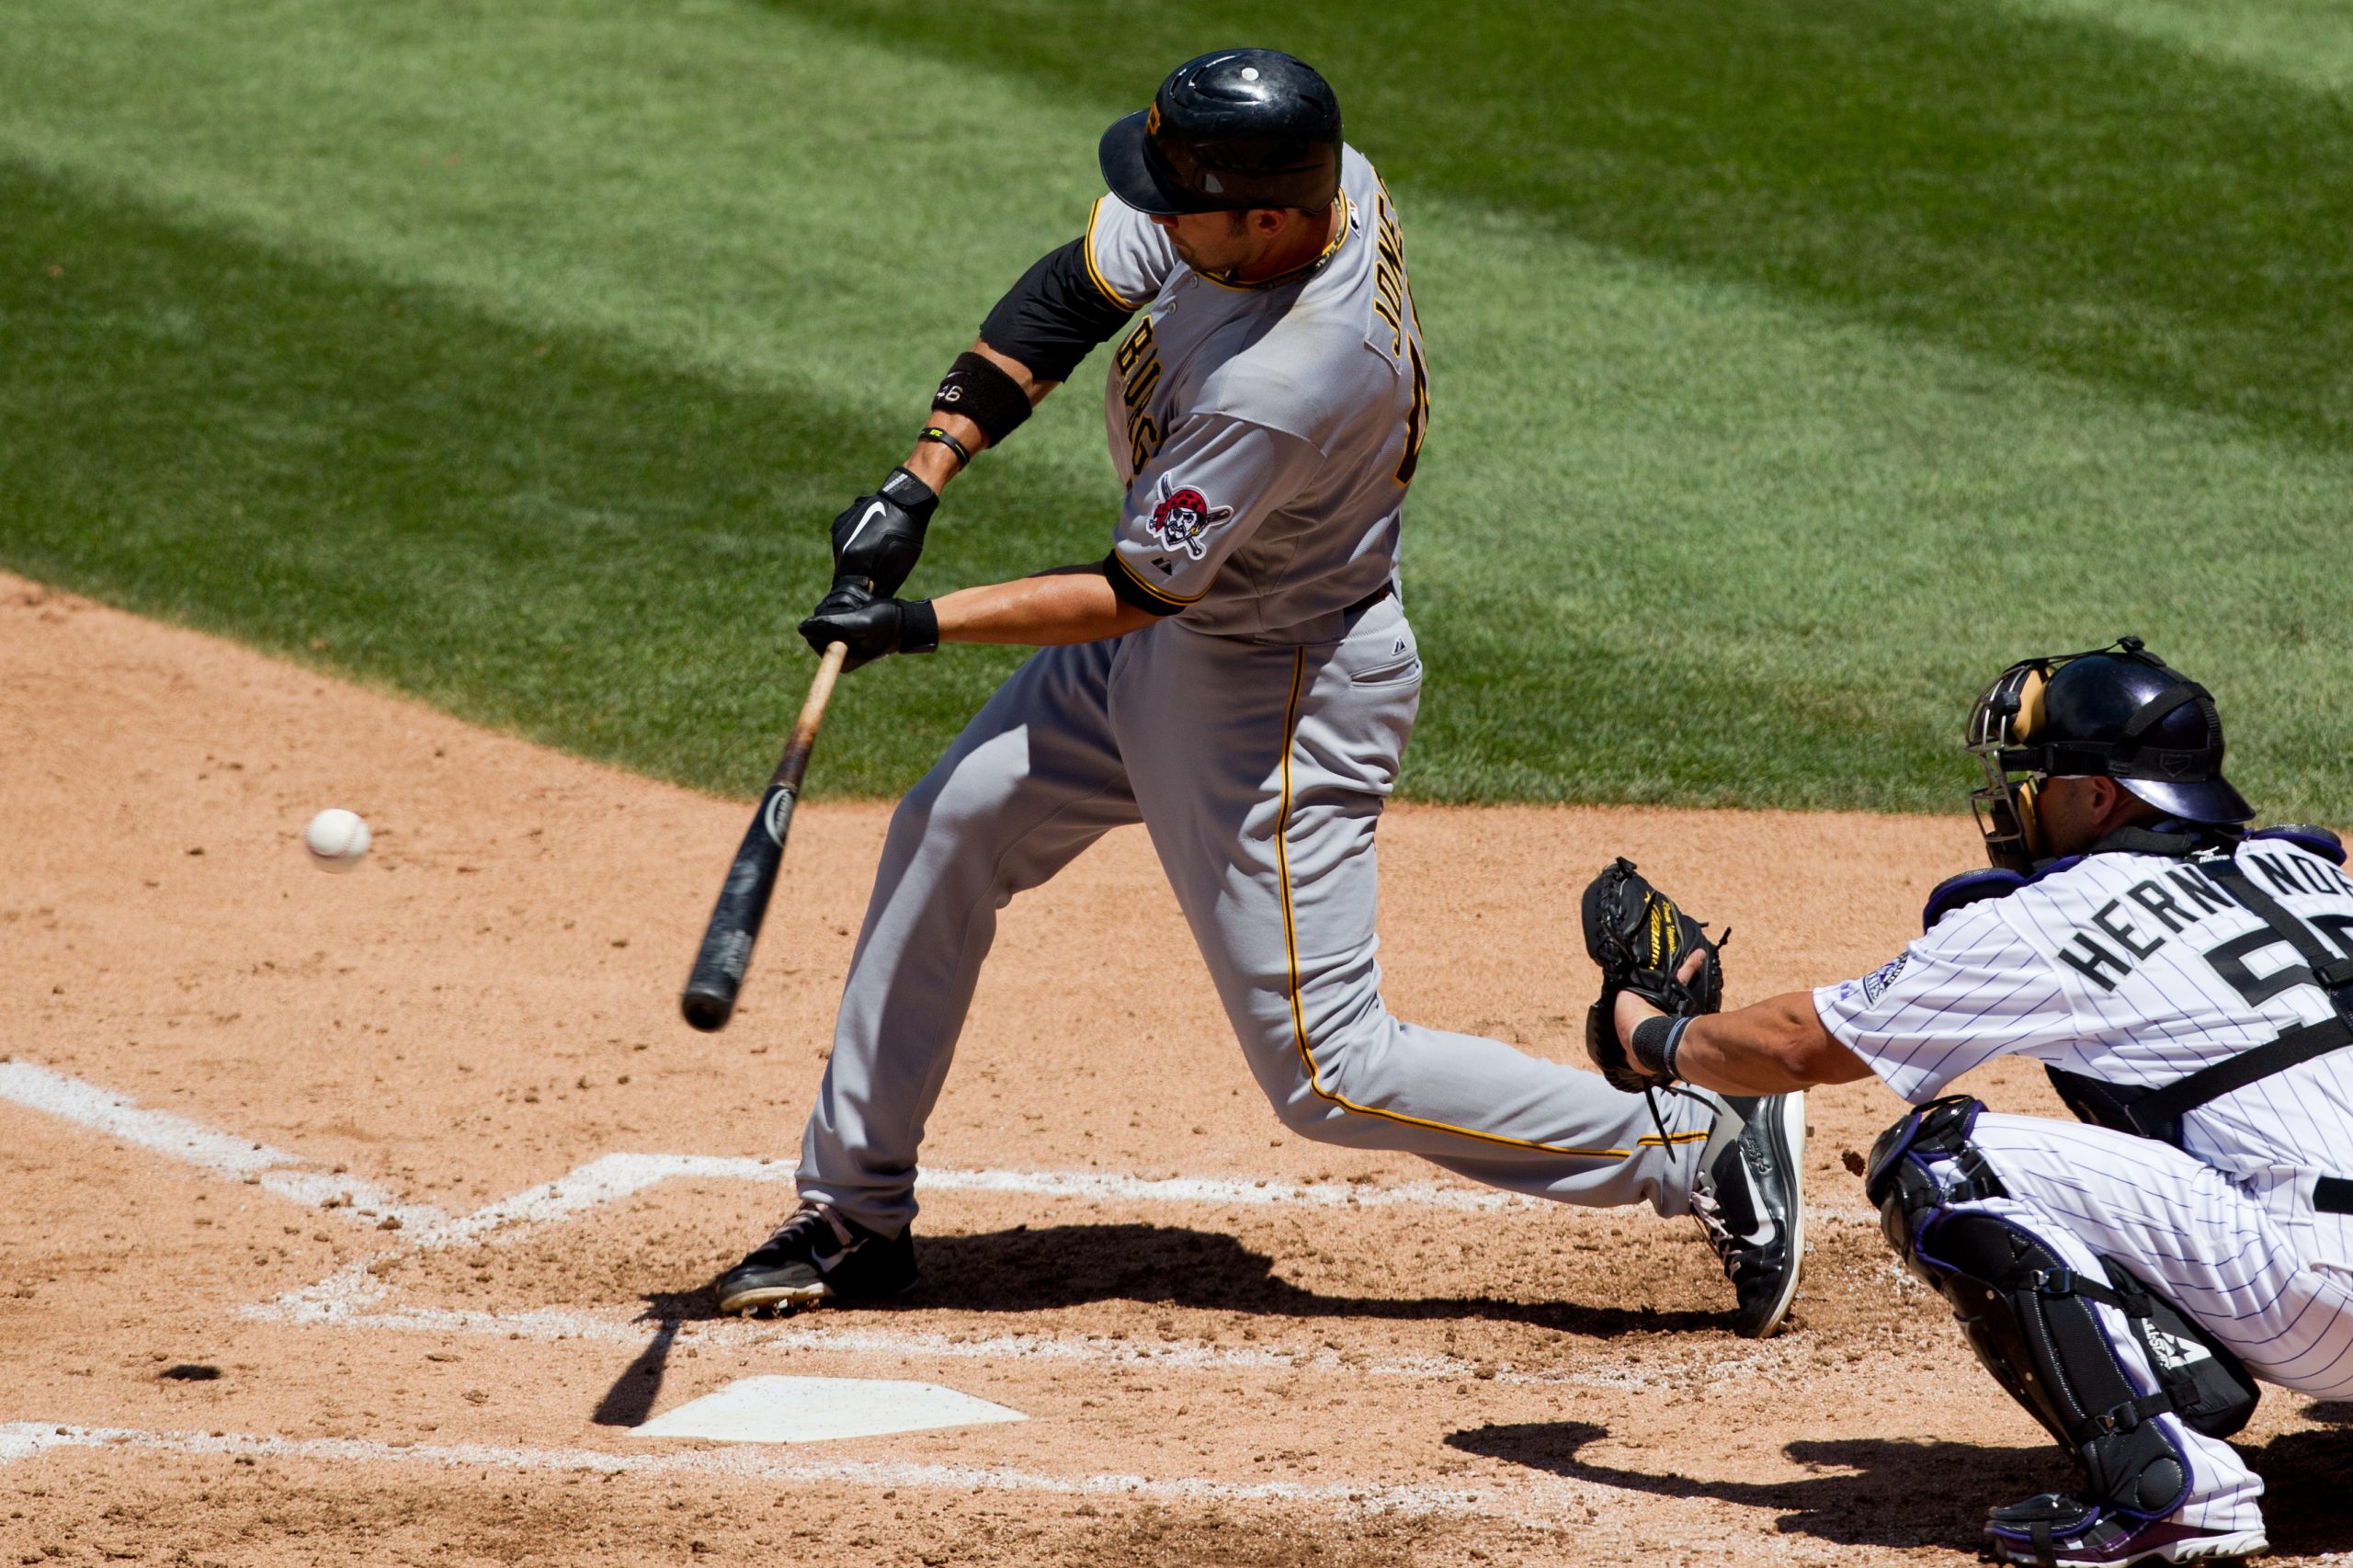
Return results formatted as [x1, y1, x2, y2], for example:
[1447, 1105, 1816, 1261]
[679, 781, 799, 1032]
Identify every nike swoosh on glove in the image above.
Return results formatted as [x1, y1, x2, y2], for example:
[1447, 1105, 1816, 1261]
[828, 467, 938, 598]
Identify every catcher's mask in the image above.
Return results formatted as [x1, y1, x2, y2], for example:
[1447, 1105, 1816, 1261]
[1965, 636, 2252, 872]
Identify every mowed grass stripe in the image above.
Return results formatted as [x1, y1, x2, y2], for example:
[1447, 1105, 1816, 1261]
[796, 0, 2353, 452]
[0, 161, 1039, 793]
[0, 0, 1103, 429]
[3, 0, 2348, 813]
[2018, 0, 2353, 89]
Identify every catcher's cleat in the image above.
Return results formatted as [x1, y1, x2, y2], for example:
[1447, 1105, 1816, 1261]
[1689, 1091, 1804, 1339]
[1986, 1494, 2267, 1567]
[712, 1204, 916, 1317]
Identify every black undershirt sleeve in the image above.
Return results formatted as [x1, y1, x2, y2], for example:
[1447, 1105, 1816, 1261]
[978, 239, 1136, 385]
[1102, 552, 1185, 617]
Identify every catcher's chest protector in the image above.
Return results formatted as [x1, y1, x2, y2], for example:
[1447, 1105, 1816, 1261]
[1920, 826, 2353, 1151]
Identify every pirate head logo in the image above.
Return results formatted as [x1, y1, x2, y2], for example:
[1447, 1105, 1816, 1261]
[1145, 476, 1233, 562]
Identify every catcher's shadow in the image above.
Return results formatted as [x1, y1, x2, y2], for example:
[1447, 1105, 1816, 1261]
[1451, 1420, 2353, 1557]
[1449, 1423, 2052, 1551]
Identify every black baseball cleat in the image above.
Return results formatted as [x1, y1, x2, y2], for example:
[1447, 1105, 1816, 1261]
[712, 1204, 916, 1317]
[1688, 1091, 1805, 1338]
[1985, 1493, 2268, 1566]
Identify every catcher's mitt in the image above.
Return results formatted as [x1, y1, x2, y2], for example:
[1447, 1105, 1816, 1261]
[1581, 857, 1726, 1093]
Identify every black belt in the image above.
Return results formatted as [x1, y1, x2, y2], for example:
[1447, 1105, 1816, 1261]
[2318, 1176, 2353, 1214]
[1343, 582, 1396, 619]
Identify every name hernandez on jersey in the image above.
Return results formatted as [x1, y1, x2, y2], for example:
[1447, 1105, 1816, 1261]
[1815, 843, 2353, 1199]
[1081, 147, 1428, 639]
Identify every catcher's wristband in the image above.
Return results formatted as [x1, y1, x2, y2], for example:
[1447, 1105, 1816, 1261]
[1630, 1015, 1693, 1083]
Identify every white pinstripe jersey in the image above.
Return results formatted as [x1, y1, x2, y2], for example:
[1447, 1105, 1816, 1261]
[1816, 841, 2353, 1265]
[1082, 146, 1429, 639]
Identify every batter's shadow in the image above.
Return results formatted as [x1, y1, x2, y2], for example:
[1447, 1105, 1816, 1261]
[620, 1220, 1724, 1336]
[596, 1222, 1727, 1427]
[1450, 1419, 2353, 1557]
[905, 1221, 1724, 1336]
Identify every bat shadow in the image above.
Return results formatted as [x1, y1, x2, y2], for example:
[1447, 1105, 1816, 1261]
[588, 1314, 681, 1427]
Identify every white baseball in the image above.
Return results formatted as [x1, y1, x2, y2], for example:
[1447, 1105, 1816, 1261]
[304, 808, 371, 873]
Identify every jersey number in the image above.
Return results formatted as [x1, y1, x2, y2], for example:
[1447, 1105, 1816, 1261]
[1371, 184, 1429, 488]
[1395, 337, 1429, 486]
[2203, 913, 2353, 1007]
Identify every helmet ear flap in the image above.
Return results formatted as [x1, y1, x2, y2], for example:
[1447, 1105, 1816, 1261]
[2015, 776, 2047, 858]
[1969, 660, 2053, 872]
[2013, 666, 2047, 743]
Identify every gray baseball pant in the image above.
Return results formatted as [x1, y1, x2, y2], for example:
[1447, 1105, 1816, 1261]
[796, 595, 1711, 1235]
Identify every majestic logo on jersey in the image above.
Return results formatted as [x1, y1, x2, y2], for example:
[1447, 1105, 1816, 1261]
[1145, 479, 1233, 562]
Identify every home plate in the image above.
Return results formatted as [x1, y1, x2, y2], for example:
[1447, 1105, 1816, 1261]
[632, 1376, 1027, 1445]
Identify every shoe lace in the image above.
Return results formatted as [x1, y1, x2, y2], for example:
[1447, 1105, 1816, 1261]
[1689, 1186, 1771, 1287]
[762, 1205, 849, 1253]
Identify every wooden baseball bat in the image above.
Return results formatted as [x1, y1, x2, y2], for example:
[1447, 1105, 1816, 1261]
[679, 640, 850, 1032]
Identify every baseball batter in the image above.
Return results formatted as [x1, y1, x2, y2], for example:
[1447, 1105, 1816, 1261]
[1603, 638, 2353, 1566]
[712, 50, 1806, 1337]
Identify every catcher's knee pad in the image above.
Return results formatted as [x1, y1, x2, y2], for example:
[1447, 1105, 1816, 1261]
[1911, 1210, 2189, 1517]
[1864, 1096, 2006, 1267]
[1863, 1100, 2258, 1517]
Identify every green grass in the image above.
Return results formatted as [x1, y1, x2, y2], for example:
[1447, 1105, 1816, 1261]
[2, 0, 2348, 817]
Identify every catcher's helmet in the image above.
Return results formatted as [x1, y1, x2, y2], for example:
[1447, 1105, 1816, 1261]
[1099, 49, 1342, 216]
[1965, 636, 2253, 871]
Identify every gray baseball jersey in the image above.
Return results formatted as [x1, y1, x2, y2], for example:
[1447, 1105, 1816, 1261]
[1086, 146, 1427, 638]
[792, 148, 1721, 1245]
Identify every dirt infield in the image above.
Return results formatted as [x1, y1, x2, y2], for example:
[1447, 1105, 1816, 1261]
[3, 574, 2347, 1566]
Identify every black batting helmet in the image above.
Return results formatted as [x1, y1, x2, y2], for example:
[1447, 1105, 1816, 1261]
[1098, 49, 1343, 216]
[1965, 636, 2253, 871]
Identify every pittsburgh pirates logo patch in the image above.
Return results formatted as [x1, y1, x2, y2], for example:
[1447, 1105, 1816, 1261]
[1145, 478, 1233, 562]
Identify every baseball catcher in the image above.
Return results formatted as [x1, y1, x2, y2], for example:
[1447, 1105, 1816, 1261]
[1598, 636, 2353, 1566]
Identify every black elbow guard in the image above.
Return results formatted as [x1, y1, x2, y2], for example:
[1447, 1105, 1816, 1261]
[979, 238, 1135, 384]
[934, 352, 1033, 446]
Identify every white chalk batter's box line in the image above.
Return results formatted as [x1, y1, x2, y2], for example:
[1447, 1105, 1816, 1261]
[8, 1426, 2352, 1565]
[0, 1057, 1862, 1390]
[0, 1422, 1502, 1521]
[243, 1297, 1812, 1395]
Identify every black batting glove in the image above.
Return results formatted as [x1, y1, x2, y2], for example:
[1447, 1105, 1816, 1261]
[829, 467, 938, 599]
[798, 585, 940, 672]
